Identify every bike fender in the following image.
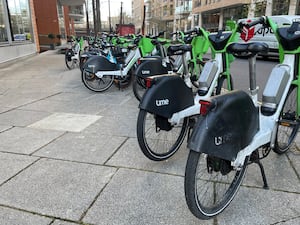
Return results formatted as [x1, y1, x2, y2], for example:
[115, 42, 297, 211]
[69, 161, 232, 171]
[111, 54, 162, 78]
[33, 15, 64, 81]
[188, 90, 259, 161]
[139, 75, 194, 118]
[83, 55, 118, 73]
[135, 58, 172, 79]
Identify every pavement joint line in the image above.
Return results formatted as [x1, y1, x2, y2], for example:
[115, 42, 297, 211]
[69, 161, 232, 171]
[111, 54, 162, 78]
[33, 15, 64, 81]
[240, 183, 300, 194]
[12, 92, 63, 110]
[0, 157, 41, 187]
[0, 125, 14, 133]
[103, 137, 130, 165]
[28, 131, 68, 156]
[78, 168, 120, 222]
[286, 152, 300, 181]
[0, 204, 94, 225]
[0, 151, 297, 195]
[271, 215, 300, 225]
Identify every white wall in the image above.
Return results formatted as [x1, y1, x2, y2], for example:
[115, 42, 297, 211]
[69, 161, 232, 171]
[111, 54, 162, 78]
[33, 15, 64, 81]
[0, 43, 37, 65]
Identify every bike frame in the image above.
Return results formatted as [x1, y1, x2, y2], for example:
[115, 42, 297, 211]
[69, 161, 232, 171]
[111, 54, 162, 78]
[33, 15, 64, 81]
[231, 17, 300, 168]
[95, 37, 154, 78]
[169, 26, 238, 125]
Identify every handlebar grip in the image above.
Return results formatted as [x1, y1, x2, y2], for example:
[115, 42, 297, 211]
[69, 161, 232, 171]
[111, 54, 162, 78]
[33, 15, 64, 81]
[247, 17, 265, 27]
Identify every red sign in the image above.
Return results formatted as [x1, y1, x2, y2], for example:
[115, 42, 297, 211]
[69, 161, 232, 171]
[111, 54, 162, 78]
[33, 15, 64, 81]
[240, 20, 255, 42]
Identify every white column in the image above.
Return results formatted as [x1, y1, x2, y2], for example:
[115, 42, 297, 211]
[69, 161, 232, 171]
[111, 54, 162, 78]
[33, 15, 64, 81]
[219, 9, 223, 30]
[288, 0, 298, 15]
[248, 0, 256, 18]
[198, 12, 202, 27]
[265, 0, 273, 16]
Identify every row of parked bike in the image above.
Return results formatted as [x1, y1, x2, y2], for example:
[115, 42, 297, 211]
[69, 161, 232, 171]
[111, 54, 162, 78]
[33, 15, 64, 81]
[65, 16, 300, 220]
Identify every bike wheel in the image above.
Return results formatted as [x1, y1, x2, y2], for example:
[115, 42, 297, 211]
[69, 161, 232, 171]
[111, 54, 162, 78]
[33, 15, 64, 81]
[215, 74, 233, 95]
[274, 85, 299, 154]
[185, 151, 248, 219]
[137, 109, 189, 161]
[133, 76, 147, 101]
[81, 70, 114, 92]
[65, 50, 75, 70]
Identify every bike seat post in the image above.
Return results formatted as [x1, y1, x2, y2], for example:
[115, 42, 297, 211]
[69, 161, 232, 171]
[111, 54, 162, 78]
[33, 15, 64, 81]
[182, 51, 192, 88]
[248, 55, 259, 103]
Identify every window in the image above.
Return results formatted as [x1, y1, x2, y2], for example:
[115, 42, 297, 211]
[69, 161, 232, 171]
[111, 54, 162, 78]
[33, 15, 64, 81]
[6, 0, 32, 42]
[0, 0, 8, 42]
[273, 0, 289, 15]
[255, 0, 266, 17]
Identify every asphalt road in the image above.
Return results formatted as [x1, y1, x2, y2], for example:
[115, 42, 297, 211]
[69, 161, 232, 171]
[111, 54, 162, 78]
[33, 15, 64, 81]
[230, 57, 278, 100]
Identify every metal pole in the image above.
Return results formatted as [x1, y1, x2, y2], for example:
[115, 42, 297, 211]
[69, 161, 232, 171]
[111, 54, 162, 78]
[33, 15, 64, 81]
[108, 0, 112, 32]
[96, 0, 101, 33]
[85, 0, 90, 35]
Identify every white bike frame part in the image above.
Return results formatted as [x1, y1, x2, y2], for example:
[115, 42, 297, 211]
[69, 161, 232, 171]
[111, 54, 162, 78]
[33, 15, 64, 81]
[232, 54, 295, 168]
[95, 48, 142, 78]
[169, 53, 224, 125]
[71, 43, 80, 61]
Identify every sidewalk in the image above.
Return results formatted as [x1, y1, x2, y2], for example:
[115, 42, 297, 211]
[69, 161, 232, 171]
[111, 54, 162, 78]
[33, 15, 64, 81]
[0, 51, 299, 225]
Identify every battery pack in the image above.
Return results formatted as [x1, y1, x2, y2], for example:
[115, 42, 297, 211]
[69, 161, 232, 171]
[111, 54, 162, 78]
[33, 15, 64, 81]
[261, 64, 290, 116]
[198, 60, 218, 95]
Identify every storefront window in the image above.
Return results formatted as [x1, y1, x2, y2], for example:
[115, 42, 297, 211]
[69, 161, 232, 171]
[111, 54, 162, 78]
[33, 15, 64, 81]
[0, 0, 8, 42]
[7, 0, 32, 42]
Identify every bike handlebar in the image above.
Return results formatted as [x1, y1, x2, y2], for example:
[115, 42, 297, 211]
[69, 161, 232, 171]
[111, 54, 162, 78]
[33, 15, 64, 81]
[238, 16, 268, 32]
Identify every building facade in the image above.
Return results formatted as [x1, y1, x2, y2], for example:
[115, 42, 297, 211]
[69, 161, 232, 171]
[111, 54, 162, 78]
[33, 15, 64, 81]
[33, 0, 85, 51]
[143, 0, 300, 34]
[0, 0, 85, 64]
[0, 0, 38, 64]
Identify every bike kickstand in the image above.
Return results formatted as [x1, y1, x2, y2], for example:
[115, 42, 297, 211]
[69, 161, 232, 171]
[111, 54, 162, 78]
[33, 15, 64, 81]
[251, 150, 269, 189]
[256, 160, 269, 189]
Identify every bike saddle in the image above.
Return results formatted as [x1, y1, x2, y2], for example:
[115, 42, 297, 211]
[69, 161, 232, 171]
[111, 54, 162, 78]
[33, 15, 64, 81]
[226, 42, 269, 59]
[277, 21, 300, 51]
[209, 30, 232, 50]
[151, 39, 168, 46]
[167, 44, 192, 55]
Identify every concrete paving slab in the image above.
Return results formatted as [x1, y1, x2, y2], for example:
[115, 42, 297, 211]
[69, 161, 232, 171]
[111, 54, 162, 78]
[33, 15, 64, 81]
[217, 186, 300, 225]
[85, 92, 132, 106]
[244, 150, 300, 192]
[0, 206, 52, 225]
[0, 109, 50, 127]
[29, 112, 101, 132]
[34, 132, 127, 164]
[0, 127, 64, 154]
[0, 93, 48, 108]
[99, 100, 139, 117]
[106, 137, 188, 176]
[0, 152, 38, 184]
[82, 114, 138, 137]
[19, 98, 108, 115]
[83, 168, 212, 225]
[45, 91, 96, 102]
[0, 158, 117, 221]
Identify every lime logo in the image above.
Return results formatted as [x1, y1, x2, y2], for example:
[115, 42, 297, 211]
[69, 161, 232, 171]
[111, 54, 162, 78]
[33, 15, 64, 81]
[156, 99, 169, 106]
[142, 70, 150, 75]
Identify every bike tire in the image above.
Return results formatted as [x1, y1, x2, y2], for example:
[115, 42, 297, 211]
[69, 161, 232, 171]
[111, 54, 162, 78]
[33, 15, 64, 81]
[132, 76, 147, 101]
[274, 84, 299, 154]
[65, 49, 75, 70]
[185, 151, 248, 219]
[137, 109, 189, 161]
[215, 74, 233, 95]
[81, 69, 114, 92]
